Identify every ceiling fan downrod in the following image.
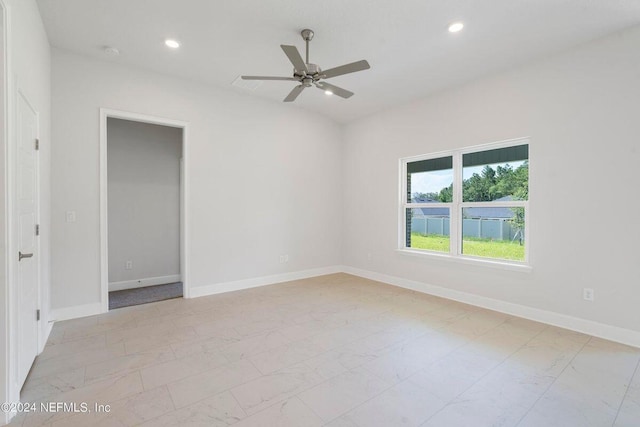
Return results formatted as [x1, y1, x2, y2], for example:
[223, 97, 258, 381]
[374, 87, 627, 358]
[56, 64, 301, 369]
[301, 29, 314, 65]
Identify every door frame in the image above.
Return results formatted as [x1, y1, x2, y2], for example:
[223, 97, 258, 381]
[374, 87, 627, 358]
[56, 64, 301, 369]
[99, 108, 190, 313]
[1, 0, 15, 422]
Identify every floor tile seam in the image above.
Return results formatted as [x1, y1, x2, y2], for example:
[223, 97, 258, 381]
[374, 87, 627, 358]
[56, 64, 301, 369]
[84, 350, 182, 386]
[225, 375, 318, 424]
[224, 356, 378, 419]
[39, 339, 125, 367]
[230, 311, 400, 367]
[419, 323, 553, 425]
[80, 365, 88, 390]
[370, 325, 466, 373]
[156, 362, 261, 413]
[122, 338, 188, 357]
[512, 335, 593, 426]
[346, 312, 517, 387]
[90, 381, 176, 425]
[29, 347, 127, 385]
[138, 355, 238, 392]
[345, 334, 480, 423]
[21, 365, 89, 406]
[412, 310, 513, 355]
[462, 317, 551, 349]
[318, 368, 453, 427]
[415, 307, 485, 332]
[77, 368, 155, 393]
[121, 327, 249, 364]
[97, 317, 146, 329]
[132, 380, 185, 427]
[168, 332, 246, 357]
[169, 313, 235, 332]
[141, 333, 234, 363]
[105, 321, 187, 345]
[58, 330, 112, 346]
[228, 388, 250, 422]
[42, 332, 109, 352]
[54, 319, 100, 330]
[190, 324, 249, 342]
[248, 315, 438, 377]
[307, 365, 407, 425]
[25, 358, 80, 385]
[291, 395, 327, 426]
[611, 353, 640, 426]
[167, 344, 178, 367]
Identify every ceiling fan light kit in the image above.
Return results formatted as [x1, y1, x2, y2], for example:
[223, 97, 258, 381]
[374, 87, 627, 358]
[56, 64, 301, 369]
[241, 29, 371, 102]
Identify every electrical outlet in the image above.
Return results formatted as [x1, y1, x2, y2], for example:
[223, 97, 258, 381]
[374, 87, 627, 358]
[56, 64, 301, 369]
[279, 254, 289, 263]
[125, 260, 133, 270]
[583, 288, 594, 301]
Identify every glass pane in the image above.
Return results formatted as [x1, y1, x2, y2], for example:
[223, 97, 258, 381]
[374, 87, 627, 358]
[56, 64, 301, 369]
[462, 146, 528, 202]
[406, 208, 450, 253]
[407, 156, 453, 203]
[461, 207, 525, 261]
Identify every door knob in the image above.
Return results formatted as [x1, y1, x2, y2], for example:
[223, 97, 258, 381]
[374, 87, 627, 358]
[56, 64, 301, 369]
[19, 251, 33, 261]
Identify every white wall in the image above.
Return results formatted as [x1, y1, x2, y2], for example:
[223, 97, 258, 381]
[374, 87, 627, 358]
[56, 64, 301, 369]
[50, 49, 343, 311]
[107, 118, 181, 288]
[343, 26, 640, 335]
[1, 0, 50, 423]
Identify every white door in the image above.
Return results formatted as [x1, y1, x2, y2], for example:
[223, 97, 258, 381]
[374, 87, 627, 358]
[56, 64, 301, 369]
[16, 92, 39, 387]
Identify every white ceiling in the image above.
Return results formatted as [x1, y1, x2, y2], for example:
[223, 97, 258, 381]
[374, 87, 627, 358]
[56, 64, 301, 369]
[37, 0, 640, 123]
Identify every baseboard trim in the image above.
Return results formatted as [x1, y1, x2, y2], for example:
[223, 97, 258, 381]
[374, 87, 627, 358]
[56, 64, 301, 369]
[189, 265, 344, 298]
[343, 266, 640, 349]
[50, 302, 103, 322]
[109, 274, 182, 292]
[49, 265, 640, 348]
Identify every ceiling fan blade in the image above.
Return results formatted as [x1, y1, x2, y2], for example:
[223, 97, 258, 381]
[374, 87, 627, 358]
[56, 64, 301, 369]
[280, 45, 308, 73]
[322, 60, 370, 79]
[284, 85, 305, 102]
[241, 76, 298, 81]
[316, 82, 354, 99]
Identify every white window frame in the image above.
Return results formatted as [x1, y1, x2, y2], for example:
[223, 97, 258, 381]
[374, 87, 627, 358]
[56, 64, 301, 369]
[398, 137, 531, 271]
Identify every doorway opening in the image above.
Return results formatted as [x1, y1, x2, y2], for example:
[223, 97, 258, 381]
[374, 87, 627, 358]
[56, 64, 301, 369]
[100, 110, 188, 311]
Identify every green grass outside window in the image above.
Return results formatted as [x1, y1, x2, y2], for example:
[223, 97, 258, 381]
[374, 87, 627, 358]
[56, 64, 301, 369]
[410, 232, 524, 261]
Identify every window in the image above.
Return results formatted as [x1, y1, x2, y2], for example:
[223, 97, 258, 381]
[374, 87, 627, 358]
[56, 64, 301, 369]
[401, 139, 529, 265]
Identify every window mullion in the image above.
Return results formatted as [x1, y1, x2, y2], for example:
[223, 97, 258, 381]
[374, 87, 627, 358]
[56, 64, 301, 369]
[400, 160, 408, 248]
[524, 204, 530, 263]
[451, 152, 463, 256]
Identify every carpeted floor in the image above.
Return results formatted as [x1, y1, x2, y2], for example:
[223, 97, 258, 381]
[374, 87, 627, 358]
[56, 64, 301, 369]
[109, 282, 183, 310]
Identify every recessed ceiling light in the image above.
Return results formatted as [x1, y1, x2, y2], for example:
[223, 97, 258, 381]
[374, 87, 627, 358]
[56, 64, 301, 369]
[165, 39, 180, 49]
[104, 46, 120, 56]
[325, 90, 333, 96]
[448, 22, 464, 33]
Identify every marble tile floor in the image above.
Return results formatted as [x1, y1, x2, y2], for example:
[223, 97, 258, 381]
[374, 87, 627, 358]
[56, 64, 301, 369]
[9, 273, 640, 427]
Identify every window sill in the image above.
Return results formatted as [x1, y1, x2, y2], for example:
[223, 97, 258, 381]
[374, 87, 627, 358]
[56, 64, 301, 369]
[395, 248, 533, 273]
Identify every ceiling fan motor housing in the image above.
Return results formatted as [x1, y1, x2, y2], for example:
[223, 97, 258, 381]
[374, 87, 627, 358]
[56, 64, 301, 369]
[295, 63, 322, 82]
[305, 63, 320, 74]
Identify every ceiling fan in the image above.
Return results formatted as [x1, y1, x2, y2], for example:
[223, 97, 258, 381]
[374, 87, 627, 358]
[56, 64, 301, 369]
[241, 29, 370, 102]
